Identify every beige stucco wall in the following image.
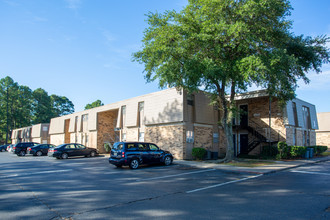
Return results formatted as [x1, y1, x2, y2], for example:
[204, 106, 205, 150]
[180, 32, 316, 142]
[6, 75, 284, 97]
[316, 112, 330, 147]
[50, 134, 65, 146]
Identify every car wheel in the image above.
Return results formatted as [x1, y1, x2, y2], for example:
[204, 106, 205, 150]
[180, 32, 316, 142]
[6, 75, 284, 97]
[129, 159, 139, 169]
[1, 149, 5, 152]
[164, 156, 172, 166]
[90, 151, 96, 157]
[19, 151, 26, 156]
[36, 151, 43, 156]
[61, 153, 68, 159]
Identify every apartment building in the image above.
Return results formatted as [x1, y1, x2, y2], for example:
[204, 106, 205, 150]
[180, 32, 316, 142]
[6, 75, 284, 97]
[11, 123, 50, 144]
[47, 88, 318, 159]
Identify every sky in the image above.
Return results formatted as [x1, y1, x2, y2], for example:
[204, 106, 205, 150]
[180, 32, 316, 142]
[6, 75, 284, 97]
[0, 0, 329, 113]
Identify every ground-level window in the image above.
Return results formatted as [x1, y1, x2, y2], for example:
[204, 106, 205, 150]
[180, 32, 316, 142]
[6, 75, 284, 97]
[186, 131, 194, 143]
[139, 132, 144, 142]
[213, 133, 219, 143]
[122, 133, 126, 142]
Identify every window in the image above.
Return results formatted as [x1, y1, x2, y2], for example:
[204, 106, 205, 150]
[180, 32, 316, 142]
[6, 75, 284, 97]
[292, 129, 296, 146]
[149, 144, 159, 151]
[42, 126, 48, 131]
[302, 106, 311, 129]
[75, 116, 78, 132]
[213, 133, 219, 143]
[126, 143, 137, 151]
[121, 106, 126, 127]
[137, 143, 148, 151]
[186, 131, 194, 143]
[138, 102, 145, 127]
[139, 132, 145, 142]
[81, 114, 88, 131]
[292, 102, 298, 127]
[113, 143, 123, 151]
[122, 133, 126, 141]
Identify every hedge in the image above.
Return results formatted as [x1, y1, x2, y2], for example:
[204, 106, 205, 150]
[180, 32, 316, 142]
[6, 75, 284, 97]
[192, 147, 207, 160]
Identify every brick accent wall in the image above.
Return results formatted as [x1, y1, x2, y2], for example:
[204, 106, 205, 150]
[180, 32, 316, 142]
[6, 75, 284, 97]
[97, 110, 117, 153]
[64, 119, 70, 143]
[145, 124, 184, 159]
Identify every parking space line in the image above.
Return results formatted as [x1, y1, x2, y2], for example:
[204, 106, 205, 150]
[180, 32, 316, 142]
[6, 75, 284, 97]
[290, 170, 330, 176]
[0, 169, 73, 178]
[137, 169, 216, 181]
[186, 174, 263, 193]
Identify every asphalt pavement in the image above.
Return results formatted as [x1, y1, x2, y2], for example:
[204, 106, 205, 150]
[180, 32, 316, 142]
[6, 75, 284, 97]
[174, 155, 330, 174]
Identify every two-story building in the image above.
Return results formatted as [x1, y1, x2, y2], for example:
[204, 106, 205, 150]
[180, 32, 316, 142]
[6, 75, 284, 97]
[47, 88, 318, 159]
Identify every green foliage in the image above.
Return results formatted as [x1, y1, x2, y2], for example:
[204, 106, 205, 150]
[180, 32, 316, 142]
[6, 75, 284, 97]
[192, 147, 207, 160]
[0, 76, 75, 143]
[277, 142, 291, 159]
[261, 145, 278, 158]
[309, 146, 328, 155]
[290, 146, 307, 158]
[133, 0, 330, 161]
[85, 100, 104, 110]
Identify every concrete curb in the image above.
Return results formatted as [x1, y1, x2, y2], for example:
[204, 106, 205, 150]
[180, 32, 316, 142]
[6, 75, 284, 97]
[173, 156, 330, 175]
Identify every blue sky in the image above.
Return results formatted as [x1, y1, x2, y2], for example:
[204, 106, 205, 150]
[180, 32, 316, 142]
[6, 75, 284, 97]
[1, 0, 329, 113]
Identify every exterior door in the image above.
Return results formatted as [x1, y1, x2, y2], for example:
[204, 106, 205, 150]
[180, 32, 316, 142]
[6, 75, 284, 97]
[239, 134, 249, 154]
[240, 105, 248, 127]
[148, 144, 163, 163]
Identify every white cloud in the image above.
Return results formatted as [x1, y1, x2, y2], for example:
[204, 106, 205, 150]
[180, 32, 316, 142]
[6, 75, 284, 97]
[297, 67, 330, 91]
[65, 0, 81, 10]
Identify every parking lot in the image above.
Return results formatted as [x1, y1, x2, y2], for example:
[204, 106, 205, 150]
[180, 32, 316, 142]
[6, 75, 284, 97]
[1, 152, 329, 220]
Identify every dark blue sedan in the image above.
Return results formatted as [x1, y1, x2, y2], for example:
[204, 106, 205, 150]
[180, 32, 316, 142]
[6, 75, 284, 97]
[27, 144, 56, 156]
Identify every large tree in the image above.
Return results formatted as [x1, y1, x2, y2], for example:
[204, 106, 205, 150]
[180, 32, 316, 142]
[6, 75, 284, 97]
[84, 99, 104, 110]
[50, 94, 75, 117]
[133, 0, 330, 161]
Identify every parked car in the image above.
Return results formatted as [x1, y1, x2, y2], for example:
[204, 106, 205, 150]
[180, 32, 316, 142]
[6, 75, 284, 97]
[0, 144, 10, 152]
[109, 142, 173, 169]
[48, 143, 98, 159]
[7, 144, 14, 152]
[27, 144, 56, 156]
[12, 142, 39, 156]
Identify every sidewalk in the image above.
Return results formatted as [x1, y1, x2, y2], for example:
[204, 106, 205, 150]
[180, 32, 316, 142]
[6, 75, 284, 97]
[174, 156, 330, 175]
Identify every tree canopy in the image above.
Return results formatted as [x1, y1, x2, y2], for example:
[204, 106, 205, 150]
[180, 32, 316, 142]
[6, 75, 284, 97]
[133, 0, 330, 161]
[85, 100, 104, 110]
[0, 76, 75, 144]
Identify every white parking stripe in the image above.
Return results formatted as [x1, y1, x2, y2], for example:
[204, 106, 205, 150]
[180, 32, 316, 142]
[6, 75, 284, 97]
[290, 170, 330, 176]
[186, 174, 263, 193]
[0, 169, 73, 178]
[137, 169, 216, 181]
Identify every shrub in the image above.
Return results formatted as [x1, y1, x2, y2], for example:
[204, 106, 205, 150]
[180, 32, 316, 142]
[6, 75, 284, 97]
[277, 142, 291, 159]
[290, 146, 307, 158]
[192, 147, 207, 160]
[309, 145, 328, 155]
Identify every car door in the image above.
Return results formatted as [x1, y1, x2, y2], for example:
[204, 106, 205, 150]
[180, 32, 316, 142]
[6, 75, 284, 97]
[64, 144, 78, 156]
[75, 144, 87, 156]
[148, 144, 163, 163]
[137, 143, 151, 164]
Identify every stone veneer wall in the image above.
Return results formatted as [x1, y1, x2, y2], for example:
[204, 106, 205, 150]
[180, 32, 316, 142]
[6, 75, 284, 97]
[194, 126, 213, 150]
[316, 132, 330, 147]
[145, 125, 184, 159]
[97, 110, 117, 153]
